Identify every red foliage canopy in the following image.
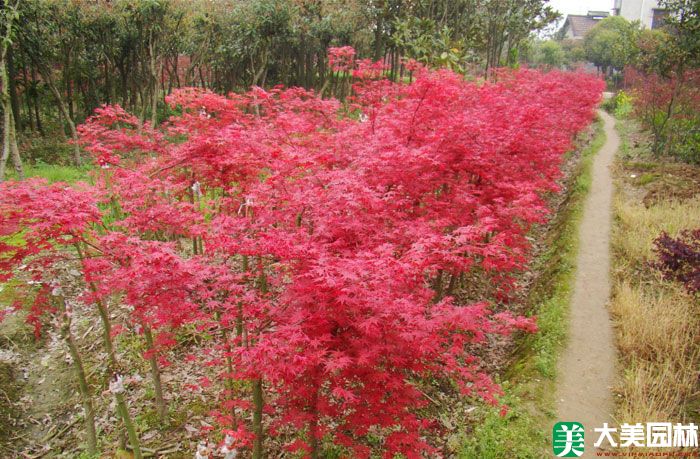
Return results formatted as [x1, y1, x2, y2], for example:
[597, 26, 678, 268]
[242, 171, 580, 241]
[0, 54, 603, 457]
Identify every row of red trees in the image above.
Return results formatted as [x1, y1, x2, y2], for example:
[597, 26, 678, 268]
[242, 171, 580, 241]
[625, 67, 700, 163]
[0, 53, 603, 458]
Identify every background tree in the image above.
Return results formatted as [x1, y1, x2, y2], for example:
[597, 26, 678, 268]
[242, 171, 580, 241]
[523, 39, 566, 68]
[584, 16, 640, 77]
[17, 0, 84, 165]
[0, 0, 24, 181]
[624, 0, 700, 161]
[479, 0, 559, 74]
[0, 0, 560, 172]
[561, 38, 586, 66]
[658, 0, 700, 71]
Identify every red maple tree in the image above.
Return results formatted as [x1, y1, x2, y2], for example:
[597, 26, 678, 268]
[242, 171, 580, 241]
[0, 52, 603, 458]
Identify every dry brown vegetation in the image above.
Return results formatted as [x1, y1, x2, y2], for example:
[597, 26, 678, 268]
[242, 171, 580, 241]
[611, 118, 700, 429]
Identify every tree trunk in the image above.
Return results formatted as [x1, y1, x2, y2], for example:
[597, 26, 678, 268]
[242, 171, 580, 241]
[432, 269, 444, 301]
[41, 67, 82, 165]
[7, 46, 21, 132]
[309, 384, 320, 459]
[143, 325, 167, 422]
[1, 93, 12, 181]
[151, 81, 158, 128]
[65, 53, 74, 120]
[149, 32, 159, 127]
[58, 296, 98, 456]
[0, 46, 23, 181]
[252, 379, 264, 459]
[251, 48, 269, 88]
[104, 59, 112, 105]
[75, 243, 141, 457]
[22, 64, 35, 132]
[9, 116, 23, 178]
[118, 60, 129, 108]
[446, 271, 458, 297]
[56, 107, 68, 141]
[30, 67, 43, 135]
[660, 68, 685, 156]
[115, 392, 142, 459]
[252, 262, 266, 459]
[373, 3, 384, 61]
[198, 66, 206, 89]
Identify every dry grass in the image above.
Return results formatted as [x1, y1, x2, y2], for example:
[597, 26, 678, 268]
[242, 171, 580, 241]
[611, 196, 700, 425]
[614, 197, 700, 272]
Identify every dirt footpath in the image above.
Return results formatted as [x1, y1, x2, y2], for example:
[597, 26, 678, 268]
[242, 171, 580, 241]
[555, 110, 618, 454]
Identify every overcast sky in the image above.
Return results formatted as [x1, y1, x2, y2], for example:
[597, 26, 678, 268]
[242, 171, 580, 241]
[549, 0, 614, 16]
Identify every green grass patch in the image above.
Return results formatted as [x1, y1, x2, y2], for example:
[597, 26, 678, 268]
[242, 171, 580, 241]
[625, 161, 656, 171]
[24, 162, 92, 183]
[4, 161, 92, 183]
[637, 172, 658, 186]
[459, 118, 606, 458]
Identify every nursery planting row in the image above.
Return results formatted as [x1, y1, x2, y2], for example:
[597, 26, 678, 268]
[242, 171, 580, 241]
[0, 53, 603, 458]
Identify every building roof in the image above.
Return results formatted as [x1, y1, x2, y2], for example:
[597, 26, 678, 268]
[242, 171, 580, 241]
[560, 11, 609, 39]
[565, 15, 599, 38]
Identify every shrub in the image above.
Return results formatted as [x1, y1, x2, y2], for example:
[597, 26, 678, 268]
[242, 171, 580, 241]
[602, 90, 633, 117]
[653, 229, 700, 295]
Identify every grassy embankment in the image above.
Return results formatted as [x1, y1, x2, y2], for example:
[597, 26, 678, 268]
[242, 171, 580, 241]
[460, 117, 606, 457]
[610, 117, 699, 429]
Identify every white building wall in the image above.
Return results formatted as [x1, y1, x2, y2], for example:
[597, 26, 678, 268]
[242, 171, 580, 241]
[618, 0, 661, 29]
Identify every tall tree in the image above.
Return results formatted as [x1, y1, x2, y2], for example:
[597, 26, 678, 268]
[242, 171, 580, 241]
[18, 0, 83, 165]
[584, 16, 641, 76]
[480, 0, 559, 75]
[0, 0, 24, 181]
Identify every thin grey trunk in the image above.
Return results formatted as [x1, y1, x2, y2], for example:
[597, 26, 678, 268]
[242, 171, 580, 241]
[58, 296, 98, 455]
[0, 45, 22, 181]
[42, 67, 82, 166]
[75, 243, 141, 456]
[7, 46, 20, 132]
[143, 325, 167, 422]
[9, 115, 22, 178]
[252, 379, 264, 459]
[149, 31, 159, 127]
[0, 98, 12, 181]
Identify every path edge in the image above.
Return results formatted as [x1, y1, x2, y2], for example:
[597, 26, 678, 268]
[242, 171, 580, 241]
[459, 115, 608, 457]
